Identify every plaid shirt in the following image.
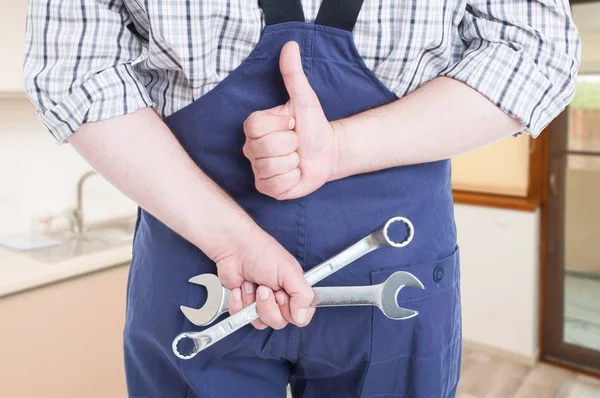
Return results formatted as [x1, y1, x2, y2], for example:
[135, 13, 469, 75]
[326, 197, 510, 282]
[24, 0, 580, 143]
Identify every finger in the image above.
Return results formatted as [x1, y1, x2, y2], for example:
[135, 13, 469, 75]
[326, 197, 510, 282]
[253, 153, 300, 179]
[256, 286, 288, 330]
[217, 268, 244, 290]
[256, 169, 301, 199]
[274, 290, 294, 324]
[228, 288, 243, 315]
[244, 131, 298, 160]
[279, 41, 318, 103]
[244, 111, 295, 139]
[280, 270, 315, 327]
[242, 281, 268, 330]
[276, 291, 316, 326]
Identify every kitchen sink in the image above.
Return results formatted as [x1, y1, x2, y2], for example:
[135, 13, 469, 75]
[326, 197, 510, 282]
[21, 217, 136, 263]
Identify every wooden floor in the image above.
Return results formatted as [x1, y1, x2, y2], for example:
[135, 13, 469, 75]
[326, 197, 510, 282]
[285, 344, 600, 397]
[456, 345, 600, 398]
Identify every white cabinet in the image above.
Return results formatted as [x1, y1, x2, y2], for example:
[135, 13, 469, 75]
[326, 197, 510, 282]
[0, 265, 130, 397]
[0, 1, 27, 93]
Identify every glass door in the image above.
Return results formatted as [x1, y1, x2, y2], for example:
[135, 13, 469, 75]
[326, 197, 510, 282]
[543, 1, 600, 375]
[563, 76, 600, 354]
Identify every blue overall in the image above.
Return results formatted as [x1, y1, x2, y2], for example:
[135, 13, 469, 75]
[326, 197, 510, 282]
[124, 0, 462, 396]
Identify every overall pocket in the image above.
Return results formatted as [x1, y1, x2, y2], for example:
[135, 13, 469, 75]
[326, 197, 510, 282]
[361, 247, 462, 398]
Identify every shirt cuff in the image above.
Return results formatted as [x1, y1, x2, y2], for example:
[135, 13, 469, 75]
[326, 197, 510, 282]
[36, 64, 154, 144]
[442, 42, 571, 138]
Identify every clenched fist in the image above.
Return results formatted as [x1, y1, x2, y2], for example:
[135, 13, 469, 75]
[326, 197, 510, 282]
[242, 41, 341, 200]
[216, 227, 316, 330]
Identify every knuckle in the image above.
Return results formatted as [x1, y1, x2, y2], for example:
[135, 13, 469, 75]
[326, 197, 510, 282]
[263, 136, 277, 154]
[276, 175, 290, 190]
[256, 158, 275, 176]
[307, 291, 316, 303]
[271, 320, 288, 330]
[291, 168, 301, 182]
[254, 159, 265, 175]
[290, 152, 300, 168]
[270, 178, 295, 201]
[298, 287, 314, 304]
[252, 321, 267, 330]
[270, 180, 287, 197]
[218, 275, 239, 290]
[255, 181, 264, 194]
[244, 112, 263, 137]
[267, 178, 285, 196]
[305, 286, 315, 300]
[273, 192, 288, 201]
[256, 180, 271, 196]
[267, 158, 279, 175]
[243, 294, 257, 306]
[242, 116, 252, 135]
[299, 296, 312, 308]
[242, 142, 252, 159]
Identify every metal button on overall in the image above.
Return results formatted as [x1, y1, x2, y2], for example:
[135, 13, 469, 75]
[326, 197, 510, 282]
[123, 0, 461, 397]
[434, 266, 445, 283]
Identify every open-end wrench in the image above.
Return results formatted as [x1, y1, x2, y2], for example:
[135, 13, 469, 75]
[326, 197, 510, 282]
[172, 216, 414, 360]
[181, 271, 424, 326]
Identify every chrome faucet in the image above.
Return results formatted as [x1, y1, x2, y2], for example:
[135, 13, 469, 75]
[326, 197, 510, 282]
[70, 170, 98, 235]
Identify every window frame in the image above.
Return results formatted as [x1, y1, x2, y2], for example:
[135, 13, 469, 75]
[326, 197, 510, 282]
[452, 132, 547, 212]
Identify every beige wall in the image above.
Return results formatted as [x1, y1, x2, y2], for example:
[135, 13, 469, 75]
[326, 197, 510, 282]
[0, 0, 27, 92]
[0, 265, 129, 398]
[573, 3, 600, 75]
[457, 205, 540, 360]
[565, 167, 600, 274]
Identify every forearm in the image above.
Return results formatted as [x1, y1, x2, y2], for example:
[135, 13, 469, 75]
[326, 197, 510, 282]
[68, 107, 256, 260]
[332, 77, 525, 180]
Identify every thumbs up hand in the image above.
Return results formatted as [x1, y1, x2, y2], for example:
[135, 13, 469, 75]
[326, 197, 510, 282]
[242, 41, 340, 200]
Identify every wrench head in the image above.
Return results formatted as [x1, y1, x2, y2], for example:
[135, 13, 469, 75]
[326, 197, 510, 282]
[380, 271, 424, 320]
[180, 274, 228, 326]
[373, 217, 414, 248]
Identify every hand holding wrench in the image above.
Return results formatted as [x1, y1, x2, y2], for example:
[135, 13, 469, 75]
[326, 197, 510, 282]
[172, 216, 414, 360]
[180, 271, 424, 326]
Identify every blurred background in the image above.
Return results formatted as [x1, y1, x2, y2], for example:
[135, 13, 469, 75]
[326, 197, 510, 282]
[0, 0, 599, 397]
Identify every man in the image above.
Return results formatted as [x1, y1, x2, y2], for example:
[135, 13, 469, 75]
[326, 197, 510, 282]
[24, 0, 580, 396]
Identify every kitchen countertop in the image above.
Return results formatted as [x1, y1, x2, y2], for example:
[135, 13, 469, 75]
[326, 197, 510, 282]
[0, 242, 132, 299]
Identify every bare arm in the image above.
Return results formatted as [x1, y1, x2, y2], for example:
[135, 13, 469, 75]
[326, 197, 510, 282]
[244, 0, 581, 200]
[331, 77, 523, 180]
[326, 0, 579, 179]
[68, 108, 315, 327]
[242, 44, 528, 200]
[24, 0, 314, 329]
[68, 108, 254, 259]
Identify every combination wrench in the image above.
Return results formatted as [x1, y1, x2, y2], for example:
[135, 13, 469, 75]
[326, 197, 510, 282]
[172, 216, 414, 360]
[180, 271, 424, 326]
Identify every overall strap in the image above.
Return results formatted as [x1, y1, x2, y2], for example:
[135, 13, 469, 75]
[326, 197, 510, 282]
[315, 0, 365, 31]
[259, 0, 305, 25]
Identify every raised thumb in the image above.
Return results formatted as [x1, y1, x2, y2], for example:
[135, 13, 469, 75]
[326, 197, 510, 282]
[279, 41, 315, 101]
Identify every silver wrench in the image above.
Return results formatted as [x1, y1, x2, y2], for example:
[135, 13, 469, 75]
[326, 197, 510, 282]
[180, 271, 424, 326]
[172, 216, 414, 360]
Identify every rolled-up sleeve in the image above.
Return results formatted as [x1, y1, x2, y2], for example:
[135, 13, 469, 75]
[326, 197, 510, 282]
[443, 0, 581, 138]
[23, 0, 154, 144]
